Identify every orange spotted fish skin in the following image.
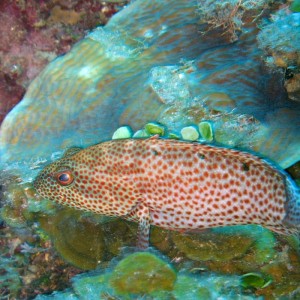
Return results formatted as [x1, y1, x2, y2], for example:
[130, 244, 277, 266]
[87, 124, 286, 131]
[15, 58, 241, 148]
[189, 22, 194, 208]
[34, 136, 299, 248]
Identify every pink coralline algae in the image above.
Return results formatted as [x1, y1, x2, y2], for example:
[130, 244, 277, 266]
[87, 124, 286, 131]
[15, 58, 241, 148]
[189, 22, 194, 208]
[0, 0, 129, 123]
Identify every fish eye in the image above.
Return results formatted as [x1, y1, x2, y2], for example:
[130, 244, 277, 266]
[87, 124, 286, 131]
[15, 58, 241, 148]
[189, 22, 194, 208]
[55, 171, 74, 186]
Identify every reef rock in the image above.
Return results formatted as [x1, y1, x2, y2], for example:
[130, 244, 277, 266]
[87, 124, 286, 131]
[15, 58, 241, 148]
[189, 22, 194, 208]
[0, 0, 300, 182]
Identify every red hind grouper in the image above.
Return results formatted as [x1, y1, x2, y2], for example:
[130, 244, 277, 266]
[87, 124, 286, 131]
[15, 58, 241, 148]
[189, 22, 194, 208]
[34, 136, 300, 248]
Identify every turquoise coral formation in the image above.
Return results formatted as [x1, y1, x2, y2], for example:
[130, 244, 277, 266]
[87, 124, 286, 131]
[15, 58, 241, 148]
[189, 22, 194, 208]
[257, 11, 300, 101]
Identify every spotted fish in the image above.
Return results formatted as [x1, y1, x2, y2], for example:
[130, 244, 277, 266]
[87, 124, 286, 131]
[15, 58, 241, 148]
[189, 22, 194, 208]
[34, 136, 299, 248]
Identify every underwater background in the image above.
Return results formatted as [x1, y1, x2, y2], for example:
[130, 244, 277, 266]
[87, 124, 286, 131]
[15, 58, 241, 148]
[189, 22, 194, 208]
[0, 0, 300, 299]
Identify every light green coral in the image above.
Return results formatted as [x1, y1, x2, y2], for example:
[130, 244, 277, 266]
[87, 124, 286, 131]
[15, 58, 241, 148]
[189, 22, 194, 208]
[112, 126, 133, 139]
[109, 252, 176, 295]
[180, 126, 200, 141]
[168, 132, 180, 139]
[132, 129, 149, 138]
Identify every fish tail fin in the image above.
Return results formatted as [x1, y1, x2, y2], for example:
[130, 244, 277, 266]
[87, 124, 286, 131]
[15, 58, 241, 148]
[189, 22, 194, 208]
[283, 176, 300, 232]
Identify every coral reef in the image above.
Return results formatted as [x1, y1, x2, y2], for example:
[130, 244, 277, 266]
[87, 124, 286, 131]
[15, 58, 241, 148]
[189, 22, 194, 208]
[0, 165, 299, 298]
[32, 248, 300, 299]
[33, 252, 256, 299]
[0, 0, 299, 298]
[1, 176, 299, 298]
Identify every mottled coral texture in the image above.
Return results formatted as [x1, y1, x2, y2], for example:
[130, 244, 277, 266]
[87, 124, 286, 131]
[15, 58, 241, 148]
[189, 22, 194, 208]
[258, 10, 300, 101]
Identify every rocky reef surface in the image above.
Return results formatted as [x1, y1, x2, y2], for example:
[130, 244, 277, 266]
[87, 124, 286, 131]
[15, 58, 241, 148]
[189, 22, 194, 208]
[0, 0, 300, 299]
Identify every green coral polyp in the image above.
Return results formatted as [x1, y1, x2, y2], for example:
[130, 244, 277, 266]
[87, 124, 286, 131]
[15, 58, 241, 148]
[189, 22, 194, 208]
[144, 122, 166, 136]
[113, 122, 215, 144]
[198, 121, 214, 142]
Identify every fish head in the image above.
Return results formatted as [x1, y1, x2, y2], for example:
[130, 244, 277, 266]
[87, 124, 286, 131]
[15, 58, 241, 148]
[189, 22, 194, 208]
[33, 155, 81, 207]
[33, 145, 139, 216]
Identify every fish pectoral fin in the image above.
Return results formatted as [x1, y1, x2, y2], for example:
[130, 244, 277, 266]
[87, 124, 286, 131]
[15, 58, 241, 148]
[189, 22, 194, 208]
[147, 134, 160, 140]
[136, 203, 151, 249]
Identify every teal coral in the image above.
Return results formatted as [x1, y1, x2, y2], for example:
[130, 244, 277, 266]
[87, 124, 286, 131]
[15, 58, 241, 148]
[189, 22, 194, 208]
[211, 225, 277, 264]
[257, 12, 300, 55]
[257, 11, 300, 102]
[173, 273, 247, 300]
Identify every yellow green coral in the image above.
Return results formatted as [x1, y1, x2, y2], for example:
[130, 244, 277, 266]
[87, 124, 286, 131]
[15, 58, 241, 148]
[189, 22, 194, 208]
[110, 252, 176, 295]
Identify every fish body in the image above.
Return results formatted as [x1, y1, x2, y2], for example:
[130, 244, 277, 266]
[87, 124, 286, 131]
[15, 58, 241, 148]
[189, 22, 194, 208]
[34, 136, 300, 248]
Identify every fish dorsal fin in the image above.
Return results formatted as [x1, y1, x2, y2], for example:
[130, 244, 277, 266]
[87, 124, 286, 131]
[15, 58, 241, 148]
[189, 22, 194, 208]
[148, 134, 160, 140]
[63, 147, 82, 158]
